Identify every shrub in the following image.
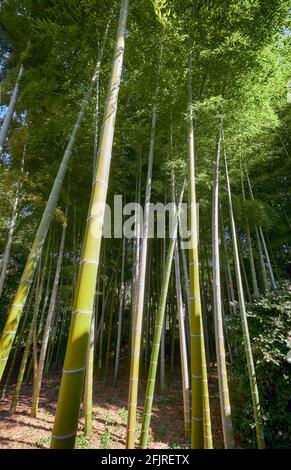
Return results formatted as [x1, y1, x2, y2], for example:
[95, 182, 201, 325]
[227, 288, 291, 448]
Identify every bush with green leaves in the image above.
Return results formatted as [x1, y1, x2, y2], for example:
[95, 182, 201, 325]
[227, 287, 291, 448]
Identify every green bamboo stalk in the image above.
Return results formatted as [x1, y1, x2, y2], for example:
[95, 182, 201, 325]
[83, 315, 95, 438]
[140, 185, 185, 449]
[245, 170, 273, 291]
[126, 70, 161, 448]
[174, 241, 191, 440]
[259, 227, 277, 290]
[255, 226, 269, 292]
[187, 50, 212, 449]
[224, 149, 265, 449]
[9, 260, 43, 414]
[114, 236, 126, 386]
[0, 145, 26, 299]
[104, 289, 116, 377]
[0, 276, 36, 399]
[50, 2, 129, 448]
[31, 214, 67, 417]
[54, 307, 68, 368]
[160, 238, 166, 394]
[240, 163, 259, 298]
[212, 122, 235, 449]
[98, 280, 106, 372]
[0, 64, 24, 154]
[238, 243, 252, 302]
[221, 214, 236, 314]
[131, 150, 142, 352]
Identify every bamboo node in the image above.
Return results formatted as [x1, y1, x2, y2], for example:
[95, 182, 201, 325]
[72, 310, 93, 315]
[92, 179, 108, 188]
[63, 366, 85, 374]
[52, 431, 77, 440]
[79, 260, 99, 266]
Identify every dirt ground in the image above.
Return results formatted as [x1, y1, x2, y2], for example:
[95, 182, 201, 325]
[0, 362, 230, 449]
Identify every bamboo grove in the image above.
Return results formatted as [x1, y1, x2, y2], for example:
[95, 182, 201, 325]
[0, 0, 290, 450]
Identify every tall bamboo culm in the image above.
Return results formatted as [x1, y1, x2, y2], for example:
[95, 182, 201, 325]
[9, 259, 43, 414]
[212, 122, 235, 448]
[0, 145, 26, 299]
[187, 50, 212, 449]
[0, 64, 24, 154]
[245, 170, 276, 290]
[174, 242, 191, 439]
[224, 149, 265, 449]
[50, 1, 129, 448]
[31, 214, 67, 417]
[139, 185, 184, 448]
[126, 71, 160, 448]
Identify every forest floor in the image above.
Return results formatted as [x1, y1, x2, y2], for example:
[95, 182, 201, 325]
[0, 358, 240, 449]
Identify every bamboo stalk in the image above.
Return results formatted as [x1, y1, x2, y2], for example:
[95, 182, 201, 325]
[126, 63, 161, 448]
[0, 64, 24, 154]
[31, 213, 67, 417]
[212, 122, 234, 449]
[174, 241, 191, 440]
[114, 236, 126, 386]
[50, 2, 129, 448]
[140, 185, 185, 448]
[0, 145, 26, 298]
[187, 50, 212, 449]
[224, 149, 265, 449]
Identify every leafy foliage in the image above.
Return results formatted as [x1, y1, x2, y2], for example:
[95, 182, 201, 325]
[228, 288, 291, 448]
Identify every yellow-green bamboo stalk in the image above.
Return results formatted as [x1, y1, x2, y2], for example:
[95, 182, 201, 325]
[0, 48, 107, 383]
[240, 162, 259, 298]
[187, 51, 212, 449]
[212, 122, 235, 449]
[172, 172, 191, 440]
[50, 1, 129, 449]
[1, 276, 36, 400]
[126, 80, 160, 449]
[245, 170, 271, 291]
[174, 242, 191, 440]
[9, 259, 43, 414]
[83, 315, 95, 438]
[114, 236, 126, 386]
[0, 145, 26, 299]
[31, 214, 67, 417]
[140, 185, 184, 448]
[224, 150, 265, 449]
